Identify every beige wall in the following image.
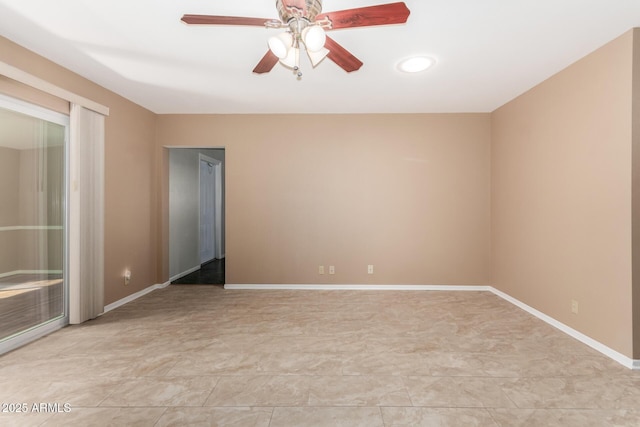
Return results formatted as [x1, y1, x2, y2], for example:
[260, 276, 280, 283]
[0, 36, 157, 305]
[633, 29, 640, 359]
[156, 114, 491, 286]
[492, 31, 635, 357]
[103, 93, 157, 304]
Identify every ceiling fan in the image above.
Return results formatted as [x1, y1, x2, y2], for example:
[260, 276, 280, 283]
[181, 0, 411, 78]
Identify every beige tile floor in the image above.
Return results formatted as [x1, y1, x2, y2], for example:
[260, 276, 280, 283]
[0, 285, 639, 426]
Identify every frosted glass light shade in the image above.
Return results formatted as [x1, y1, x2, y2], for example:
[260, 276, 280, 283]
[268, 32, 293, 59]
[301, 25, 326, 52]
[307, 47, 329, 67]
[280, 47, 300, 68]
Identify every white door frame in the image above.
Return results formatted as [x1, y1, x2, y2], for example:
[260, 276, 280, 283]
[198, 154, 222, 263]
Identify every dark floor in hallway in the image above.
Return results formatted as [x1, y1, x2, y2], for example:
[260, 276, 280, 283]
[171, 258, 225, 285]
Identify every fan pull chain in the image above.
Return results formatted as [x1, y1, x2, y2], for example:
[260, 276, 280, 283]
[294, 47, 302, 79]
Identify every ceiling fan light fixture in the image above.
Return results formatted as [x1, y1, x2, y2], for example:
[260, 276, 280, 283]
[268, 32, 293, 59]
[307, 47, 330, 67]
[397, 56, 435, 73]
[301, 25, 326, 52]
[182, 1, 412, 75]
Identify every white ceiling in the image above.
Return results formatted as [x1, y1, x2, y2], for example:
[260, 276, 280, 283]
[0, 0, 639, 114]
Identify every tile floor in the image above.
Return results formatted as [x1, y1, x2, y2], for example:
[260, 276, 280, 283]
[0, 286, 639, 426]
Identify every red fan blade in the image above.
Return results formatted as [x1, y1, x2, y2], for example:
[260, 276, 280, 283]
[325, 36, 363, 73]
[181, 14, 271, 26]
[253, 51, 279, 74]
[317, 2, 410, 30]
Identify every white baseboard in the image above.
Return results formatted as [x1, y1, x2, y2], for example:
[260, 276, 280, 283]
[224, 284, 491, 291]
[489, 287, 639, 370]
[103, 281, 170, 313]
[223, 282, 639, 370]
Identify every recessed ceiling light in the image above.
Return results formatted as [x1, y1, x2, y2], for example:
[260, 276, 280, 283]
[397, 56, 435, 73]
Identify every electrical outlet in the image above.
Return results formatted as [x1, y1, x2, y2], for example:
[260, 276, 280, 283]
[319, 265, 325, 275]
[367, 265, 374, 274]
[329, 265, 335, 275]
[571, 299, 579, 314]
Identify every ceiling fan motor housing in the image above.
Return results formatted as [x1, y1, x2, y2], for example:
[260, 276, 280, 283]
[276, 0, 323, 22]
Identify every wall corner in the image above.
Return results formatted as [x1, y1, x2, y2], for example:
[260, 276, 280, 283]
[631, 27, 640, 360]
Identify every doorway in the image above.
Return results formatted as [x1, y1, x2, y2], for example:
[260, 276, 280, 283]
[168, 148, 225, 284]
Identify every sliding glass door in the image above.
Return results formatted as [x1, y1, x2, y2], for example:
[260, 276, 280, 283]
[0, 95, 69, 351]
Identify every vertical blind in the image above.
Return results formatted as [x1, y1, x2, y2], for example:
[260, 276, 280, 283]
[69, 104, 104, 323]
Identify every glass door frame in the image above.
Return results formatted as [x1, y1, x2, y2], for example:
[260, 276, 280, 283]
[0, 93, 70, 355]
